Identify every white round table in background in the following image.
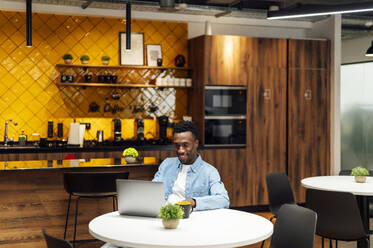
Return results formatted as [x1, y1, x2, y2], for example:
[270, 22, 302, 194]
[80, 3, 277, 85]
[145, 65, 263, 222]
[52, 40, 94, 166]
[89, 209, 273, 248]
[301, 176, 373, 196]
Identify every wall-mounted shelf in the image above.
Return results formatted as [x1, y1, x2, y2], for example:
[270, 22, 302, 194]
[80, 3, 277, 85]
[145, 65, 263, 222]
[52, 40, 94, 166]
[56, 82, 192, 88]
[55, 64, 192, 87]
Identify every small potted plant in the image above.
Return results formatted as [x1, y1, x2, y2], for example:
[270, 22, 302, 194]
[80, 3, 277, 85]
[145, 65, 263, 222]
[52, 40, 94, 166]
[158, 204, 184, 229]
[351, 166, 369, 183]
[122, 147, 138, 163]
[80, 55, 90, 64]
[101, 55, 110, 65]
[62, 53, 73, 64]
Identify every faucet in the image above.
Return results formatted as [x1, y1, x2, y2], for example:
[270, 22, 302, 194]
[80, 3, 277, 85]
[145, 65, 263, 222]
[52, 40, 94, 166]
[4, 120, 17, 146]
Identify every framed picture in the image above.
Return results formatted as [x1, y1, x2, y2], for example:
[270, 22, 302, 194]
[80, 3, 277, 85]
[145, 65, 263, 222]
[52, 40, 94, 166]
[146, 44, 162, 66]
[119, 32, 144, 65]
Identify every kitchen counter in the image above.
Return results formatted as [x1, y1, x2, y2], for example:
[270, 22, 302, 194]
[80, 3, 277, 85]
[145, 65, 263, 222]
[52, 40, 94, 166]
[0, 156, 159, 171]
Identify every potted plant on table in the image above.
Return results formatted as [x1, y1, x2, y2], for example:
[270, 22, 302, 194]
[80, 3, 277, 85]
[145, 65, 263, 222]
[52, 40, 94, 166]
[122, 147, 139, 163]
[351, 166, 369, 183]
[80, 55, 90, 64]
[62, 53, 73, 64]
[158, 204, 184, 229]
[101, 55, 110, 65]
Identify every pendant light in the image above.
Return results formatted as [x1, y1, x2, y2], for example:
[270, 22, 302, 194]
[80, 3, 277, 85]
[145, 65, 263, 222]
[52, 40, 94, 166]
[366, 41, 373, 57]
[26, 0, 32, 47]
[126, 2, 131, 50]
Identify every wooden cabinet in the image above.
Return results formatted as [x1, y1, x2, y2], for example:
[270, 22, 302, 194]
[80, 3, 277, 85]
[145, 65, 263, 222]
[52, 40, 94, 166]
[287, 39, 330, 203]
[246, 68, 287, 205]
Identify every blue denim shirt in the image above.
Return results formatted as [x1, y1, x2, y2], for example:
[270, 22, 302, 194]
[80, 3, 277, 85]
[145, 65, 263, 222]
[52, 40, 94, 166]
[152, 155, 230, 211]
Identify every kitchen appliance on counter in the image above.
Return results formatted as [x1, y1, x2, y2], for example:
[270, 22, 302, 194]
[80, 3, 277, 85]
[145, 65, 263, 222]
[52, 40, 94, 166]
[68, 123, 86, 147]
[158, 116, 169, 144]
[113, 118, 122, 142]
[137, 119, 145, 144]
[204, 85, 247, 146]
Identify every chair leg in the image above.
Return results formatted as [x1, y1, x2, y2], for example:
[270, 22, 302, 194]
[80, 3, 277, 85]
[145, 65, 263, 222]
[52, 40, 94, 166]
[329, 239, 332, 248]
[112, 196, 116, 211]
[335, 240, 338, 248]
[73, 196, 80, 248]
[64, 194, 72, 239]
[321, 237, 324, 248]
[260, 240, 265, 248]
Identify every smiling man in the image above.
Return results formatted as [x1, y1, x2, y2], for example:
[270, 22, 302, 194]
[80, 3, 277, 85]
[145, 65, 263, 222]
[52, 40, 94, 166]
[153, 121, 230, 211]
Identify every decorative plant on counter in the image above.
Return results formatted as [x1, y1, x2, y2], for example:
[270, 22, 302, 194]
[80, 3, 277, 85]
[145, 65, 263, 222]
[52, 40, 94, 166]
[351, 166, 369, 183]
[158, 204, 184, 229]
[80, 55, 90, 64]
[122, 147, 139, 163]
[101, 55, 110, 65]
[62, 53, 73, 64]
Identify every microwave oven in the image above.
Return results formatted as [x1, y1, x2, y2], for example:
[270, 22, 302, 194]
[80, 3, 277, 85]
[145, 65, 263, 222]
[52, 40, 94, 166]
[205, 86, 247, 116]
[204, 116, 246, 146]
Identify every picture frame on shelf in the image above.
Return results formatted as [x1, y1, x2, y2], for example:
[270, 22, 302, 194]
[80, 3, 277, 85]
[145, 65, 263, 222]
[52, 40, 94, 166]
[146, 44, 162, 66]
[119, 32, 144, 65]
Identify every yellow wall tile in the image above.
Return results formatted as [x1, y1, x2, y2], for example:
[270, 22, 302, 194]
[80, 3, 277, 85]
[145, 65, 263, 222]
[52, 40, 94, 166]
[0, 10, 188, 141]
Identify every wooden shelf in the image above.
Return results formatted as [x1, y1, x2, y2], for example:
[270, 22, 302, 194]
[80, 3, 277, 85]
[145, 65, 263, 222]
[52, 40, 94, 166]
[56, 64, 192, 70]
[56, 82, 192, 88]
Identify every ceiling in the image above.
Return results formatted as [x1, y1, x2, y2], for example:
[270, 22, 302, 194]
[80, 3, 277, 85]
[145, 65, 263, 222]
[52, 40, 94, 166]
[11, 0, 373, 39]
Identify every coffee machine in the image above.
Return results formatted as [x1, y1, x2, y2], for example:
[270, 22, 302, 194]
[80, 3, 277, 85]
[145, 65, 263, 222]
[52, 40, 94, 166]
[158, 116, 169, 144]
[113, 119, 122, 142]
[137, 119, 145, 144]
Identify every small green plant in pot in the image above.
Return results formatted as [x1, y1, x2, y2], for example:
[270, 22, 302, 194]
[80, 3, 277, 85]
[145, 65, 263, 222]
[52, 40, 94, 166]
[62, 53, 73, 64]
[351, 166, 369, 183]
[158, 204, 184, 229]
[80, 55, 90, 64]
[122, 147, 138, 164]
[101, 55, 110, 65]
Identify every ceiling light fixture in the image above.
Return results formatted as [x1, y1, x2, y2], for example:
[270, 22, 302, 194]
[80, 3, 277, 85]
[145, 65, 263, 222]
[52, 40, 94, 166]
[81, 1, 93, 9]
[126, 2, 131, 50]
[26, 0, 32, 47]
[267, 2, 373, 20]
[366, 41, 373, 56]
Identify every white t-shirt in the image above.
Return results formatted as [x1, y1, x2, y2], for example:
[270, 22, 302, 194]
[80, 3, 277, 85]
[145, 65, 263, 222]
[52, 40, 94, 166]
[167, 164, 192, 204]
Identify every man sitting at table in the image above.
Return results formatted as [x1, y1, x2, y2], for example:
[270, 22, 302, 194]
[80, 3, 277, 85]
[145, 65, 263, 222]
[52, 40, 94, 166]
[153, 120, 230, 211]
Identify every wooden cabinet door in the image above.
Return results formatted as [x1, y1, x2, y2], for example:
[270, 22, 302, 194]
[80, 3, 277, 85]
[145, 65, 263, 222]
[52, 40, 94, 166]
[288, 69, 330, 202]
[247, 67, 287, 205]
[205, 35, 253, 86]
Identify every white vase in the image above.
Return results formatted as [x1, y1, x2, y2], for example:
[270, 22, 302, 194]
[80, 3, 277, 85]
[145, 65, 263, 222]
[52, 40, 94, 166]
[162, 219, 179, 229]
[124, 157, 136, 163]
[102, 60, 109, 65]
[64, 59, 72, 64]
[355, 176, 366, 183]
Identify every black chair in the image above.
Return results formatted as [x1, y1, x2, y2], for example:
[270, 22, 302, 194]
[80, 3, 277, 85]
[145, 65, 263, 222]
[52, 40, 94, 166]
[63, 172, 129, 246]
[306, 188, 369, 248]
[261, 172, 296, 248]
[43, 228, 73, 248]
[269, 204, 317, 248]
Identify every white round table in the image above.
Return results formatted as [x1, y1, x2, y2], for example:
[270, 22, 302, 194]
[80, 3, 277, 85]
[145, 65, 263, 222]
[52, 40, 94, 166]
[89, 209, 273, 248]
[301, 176, 373, 196]
[302, 176, 373, 248]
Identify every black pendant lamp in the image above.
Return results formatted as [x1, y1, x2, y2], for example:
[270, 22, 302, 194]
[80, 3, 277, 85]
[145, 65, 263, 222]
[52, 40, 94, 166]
[366, 41, 373, 57]
[26, 0, 32, 47]
[126, 2, 131, 50]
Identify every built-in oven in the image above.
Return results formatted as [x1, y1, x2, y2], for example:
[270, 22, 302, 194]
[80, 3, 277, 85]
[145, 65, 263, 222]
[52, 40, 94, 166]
[205, 86, 247, 116]
[204, 116, 246, 146]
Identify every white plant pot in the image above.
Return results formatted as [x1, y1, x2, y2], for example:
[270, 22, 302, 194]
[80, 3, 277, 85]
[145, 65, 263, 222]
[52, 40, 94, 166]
[124, 157, 136, 163]
[64, 59, 72, 64]
[355, 176, 366, 183]
[162, 219, 180, 229]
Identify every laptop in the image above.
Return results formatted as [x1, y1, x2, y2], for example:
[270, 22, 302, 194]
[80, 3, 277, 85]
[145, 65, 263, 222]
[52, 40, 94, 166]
[116, 179, 165, 217]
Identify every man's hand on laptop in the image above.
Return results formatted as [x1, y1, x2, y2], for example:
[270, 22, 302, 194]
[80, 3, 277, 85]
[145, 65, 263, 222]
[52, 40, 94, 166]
[185, 198, 196, 208]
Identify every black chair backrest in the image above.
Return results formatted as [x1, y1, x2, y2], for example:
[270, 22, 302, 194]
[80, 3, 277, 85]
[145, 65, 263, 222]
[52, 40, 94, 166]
[266, 172, 295, 215]
[43, 229, 73, 248]
[64, 172, 129, 194]
[306, 188, 366, 240]
[339, 170, 373, 176]
[270, 204, 317, 248]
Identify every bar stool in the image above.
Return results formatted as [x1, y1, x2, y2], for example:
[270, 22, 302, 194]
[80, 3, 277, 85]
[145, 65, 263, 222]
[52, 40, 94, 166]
[63, 172, 129, 246]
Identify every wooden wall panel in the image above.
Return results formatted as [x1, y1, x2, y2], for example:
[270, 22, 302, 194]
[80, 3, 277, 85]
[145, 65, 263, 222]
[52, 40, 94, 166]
[246, 68, 287, 205]
[199, 148, 248, 207]
[288, 69, 330, 202]
[288, 39, 329, 69]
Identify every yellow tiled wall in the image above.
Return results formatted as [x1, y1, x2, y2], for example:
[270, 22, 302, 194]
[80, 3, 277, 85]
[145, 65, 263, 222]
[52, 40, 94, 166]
[0, 11, 188, 140]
